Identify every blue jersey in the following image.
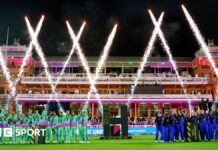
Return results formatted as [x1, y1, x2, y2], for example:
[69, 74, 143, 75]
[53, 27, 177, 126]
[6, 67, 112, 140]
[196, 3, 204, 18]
[199, 114, 209, 124]
[215, 114, 218, 124]
[176, 115, 185, 124]
[162, 116, 170, 126]
[209, 114, 216, 124]
[155, 116, 162, 126]
[169, 115, 176, 125]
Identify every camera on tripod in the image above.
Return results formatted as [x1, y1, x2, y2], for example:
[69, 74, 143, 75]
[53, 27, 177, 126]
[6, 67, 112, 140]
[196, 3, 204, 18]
[199, 98, 209, 111]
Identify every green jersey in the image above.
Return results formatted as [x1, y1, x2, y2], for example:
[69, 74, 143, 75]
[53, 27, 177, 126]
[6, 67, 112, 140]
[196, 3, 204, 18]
[58, 116, 64, 127]
[71, 115, 78, 123]
[0, 109, 3, 117]
[28, 114, 34, 123]
[82, 114, 89, 126]
[52, 115, 59, 128]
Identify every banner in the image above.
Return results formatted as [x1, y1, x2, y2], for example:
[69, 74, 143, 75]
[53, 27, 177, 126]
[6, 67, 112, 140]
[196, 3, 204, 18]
[88, 127, 155, 136]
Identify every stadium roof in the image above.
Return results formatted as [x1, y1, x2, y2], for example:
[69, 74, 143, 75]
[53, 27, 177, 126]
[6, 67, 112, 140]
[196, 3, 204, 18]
[36, 56, 194, 62]
[2, 51, 27, 57]
[3, 51, 194, 62]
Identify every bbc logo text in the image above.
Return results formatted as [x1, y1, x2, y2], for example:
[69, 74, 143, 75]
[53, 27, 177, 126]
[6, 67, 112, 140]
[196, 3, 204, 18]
[0, 128, 46, 137]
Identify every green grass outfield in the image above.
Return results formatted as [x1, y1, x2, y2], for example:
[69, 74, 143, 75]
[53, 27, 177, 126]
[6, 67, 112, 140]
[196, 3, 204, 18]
[0, 135, 217, 150]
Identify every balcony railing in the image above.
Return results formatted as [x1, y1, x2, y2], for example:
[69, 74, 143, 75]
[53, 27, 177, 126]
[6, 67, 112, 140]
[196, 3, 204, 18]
[21, 76, 208, 85]
[0, 94, 9, 99]
[0, 94, 212, 103]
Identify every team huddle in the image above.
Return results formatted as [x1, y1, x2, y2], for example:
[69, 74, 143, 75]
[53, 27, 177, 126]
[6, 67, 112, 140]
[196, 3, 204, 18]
[155, 110, 218, 142]
[0, 109, 89, 144]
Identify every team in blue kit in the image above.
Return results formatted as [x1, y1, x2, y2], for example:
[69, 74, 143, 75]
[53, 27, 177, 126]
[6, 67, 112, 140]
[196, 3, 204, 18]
[155, 109, 218, 142]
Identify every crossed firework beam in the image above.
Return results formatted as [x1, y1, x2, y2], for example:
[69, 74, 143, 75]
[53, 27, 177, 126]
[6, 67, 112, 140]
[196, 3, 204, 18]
[129, 10, 185, 102]
[66, 21, 117, 112]
[128, 10, 192, 114]
[0, 15, 117, 112]
[0, 5, 217, 113]
[129, 6, 218, 107]
[0, 16, 45, 99]
[181, 5, 218, 77]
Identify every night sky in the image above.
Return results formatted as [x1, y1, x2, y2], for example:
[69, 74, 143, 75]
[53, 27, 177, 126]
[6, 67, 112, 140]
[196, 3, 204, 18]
[0, 0, 218, 57]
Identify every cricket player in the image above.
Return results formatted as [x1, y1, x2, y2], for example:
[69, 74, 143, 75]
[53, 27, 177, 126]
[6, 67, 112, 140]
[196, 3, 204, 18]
[52, 112, 59, 143]
[8, 117, 15, 144]
[22, 115, 30, 144]
[161, 112, 169, 142]
[70, 111, 78, 143]
[10, 111, 16, 144]
[209, 111, 216, 140]
[39, 110, 47, 127]
[78, 112, 83, 143]
[32, 110, 41, 143]
[2, 113, 9, 144]
[216, 110, 218, 141]
[81, 111, 89, 143]
[0, 105, 2, 116]
[14, 111, 23, 144]
[175, 111, 185, 142]
[45, 112, 52, 143]
[58, 111, 64, 143]
[154, 112, 162, 142]
[33, 110, 41, 125]
[199, 110, 210, 141]
[0, 109, 3, 144]
[169, 111, 176, 142]
[64, 110, 71, 143]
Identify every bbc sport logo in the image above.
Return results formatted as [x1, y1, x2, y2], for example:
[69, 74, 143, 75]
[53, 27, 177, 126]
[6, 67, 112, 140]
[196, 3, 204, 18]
[0, 128, 13, 137]
[0, 128, 46, 137]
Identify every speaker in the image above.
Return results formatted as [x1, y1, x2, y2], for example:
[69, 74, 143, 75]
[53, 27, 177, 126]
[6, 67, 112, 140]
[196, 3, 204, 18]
[37, 126, 46, 144]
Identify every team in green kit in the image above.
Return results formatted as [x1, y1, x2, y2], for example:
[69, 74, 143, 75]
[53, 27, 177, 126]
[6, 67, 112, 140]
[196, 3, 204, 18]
[0, 106, 90, 144]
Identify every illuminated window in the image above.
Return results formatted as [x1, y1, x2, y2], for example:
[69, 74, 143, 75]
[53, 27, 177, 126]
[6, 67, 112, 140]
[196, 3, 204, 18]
[151, 104, 158, 117]
[139, 104, 148, 117]
[163, 103, 170, 113]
